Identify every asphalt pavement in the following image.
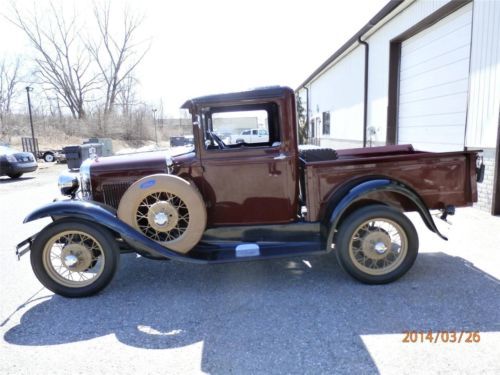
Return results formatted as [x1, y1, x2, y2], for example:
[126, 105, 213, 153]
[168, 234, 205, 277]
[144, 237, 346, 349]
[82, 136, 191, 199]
[0, 164, 499, 374]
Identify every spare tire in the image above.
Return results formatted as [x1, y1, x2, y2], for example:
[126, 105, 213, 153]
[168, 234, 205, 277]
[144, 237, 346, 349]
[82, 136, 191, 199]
[117, 174, 206, 254]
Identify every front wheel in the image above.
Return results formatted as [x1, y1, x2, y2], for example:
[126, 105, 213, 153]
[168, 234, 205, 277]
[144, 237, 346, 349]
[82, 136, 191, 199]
[8, 173, 23, 179]
[335, 205, 418, 284]
[30, 220, 120, 298]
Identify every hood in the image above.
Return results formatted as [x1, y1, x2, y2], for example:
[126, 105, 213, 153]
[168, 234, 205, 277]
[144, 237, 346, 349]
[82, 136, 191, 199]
[89, 146, 193, 179]
[84, 146, 198, 207]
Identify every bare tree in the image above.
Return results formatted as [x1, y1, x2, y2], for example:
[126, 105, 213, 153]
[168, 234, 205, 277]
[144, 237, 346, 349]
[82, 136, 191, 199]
[8, 2, 100, 119]
[117, 74, 138, 116]
[0, 57, 21, 120]
[296, 95, 308, 144]
[87, 1, 149, 116]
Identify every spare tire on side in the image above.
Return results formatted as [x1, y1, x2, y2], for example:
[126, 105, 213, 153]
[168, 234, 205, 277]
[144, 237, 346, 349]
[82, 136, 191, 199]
[117, 174, 207, 254]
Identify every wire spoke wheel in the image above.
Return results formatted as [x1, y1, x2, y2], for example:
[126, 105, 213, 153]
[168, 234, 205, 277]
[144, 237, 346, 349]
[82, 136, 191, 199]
[335, 205, 419, 284]
[31, 220, 119, 297]
[117, 174, 207, 254]
[349, 218, 407, 276]
[136, 192, 190, 242]
[42, 230, 106, 288]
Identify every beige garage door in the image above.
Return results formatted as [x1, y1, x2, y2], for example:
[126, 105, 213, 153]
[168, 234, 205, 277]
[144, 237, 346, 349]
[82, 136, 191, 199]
[398, 3, 473, 151]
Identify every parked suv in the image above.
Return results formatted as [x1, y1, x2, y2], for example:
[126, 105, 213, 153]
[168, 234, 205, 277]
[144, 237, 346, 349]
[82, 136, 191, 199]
[231, 128, 269, 144]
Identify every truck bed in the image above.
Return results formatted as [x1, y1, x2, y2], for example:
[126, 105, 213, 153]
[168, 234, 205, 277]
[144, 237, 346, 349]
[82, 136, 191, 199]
[302, 145, 479, 221]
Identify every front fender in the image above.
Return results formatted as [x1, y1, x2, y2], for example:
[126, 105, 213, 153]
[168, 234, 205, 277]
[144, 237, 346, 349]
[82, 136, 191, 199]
[24, 199, 117, 224]
[24, 200, 206, 264]
[324, 179, 447, 250]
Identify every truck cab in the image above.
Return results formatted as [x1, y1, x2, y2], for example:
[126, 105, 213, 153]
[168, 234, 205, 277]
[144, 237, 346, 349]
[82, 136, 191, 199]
[182, 86, 299, 225]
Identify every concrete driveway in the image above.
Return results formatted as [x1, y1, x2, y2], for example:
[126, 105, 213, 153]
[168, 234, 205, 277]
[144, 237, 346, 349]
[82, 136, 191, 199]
[1, 164, 499, 374]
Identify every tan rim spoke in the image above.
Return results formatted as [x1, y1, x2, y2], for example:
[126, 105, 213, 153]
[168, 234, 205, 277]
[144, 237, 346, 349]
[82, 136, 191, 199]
[349, 218, 408, 276]
[136, 192, 190, 243]
[43, 230, 106, 288]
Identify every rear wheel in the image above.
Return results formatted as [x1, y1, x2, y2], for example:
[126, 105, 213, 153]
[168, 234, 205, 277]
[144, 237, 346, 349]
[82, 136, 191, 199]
[335, 205, 418, 284]
[8, 173, 22, 179]
[30, 220, 120, 297]
[43, 152, 55, 162]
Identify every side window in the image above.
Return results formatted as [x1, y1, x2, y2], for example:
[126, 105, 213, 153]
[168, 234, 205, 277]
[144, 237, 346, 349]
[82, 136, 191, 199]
[205, 105, 279, 149]
[322, 111, 330, 136]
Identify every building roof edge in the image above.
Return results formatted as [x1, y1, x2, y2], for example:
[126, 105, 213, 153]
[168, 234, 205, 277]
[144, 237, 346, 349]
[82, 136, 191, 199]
[296, 0, 405, 91]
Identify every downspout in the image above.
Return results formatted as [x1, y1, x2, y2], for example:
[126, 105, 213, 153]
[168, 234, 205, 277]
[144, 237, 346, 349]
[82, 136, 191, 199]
[304, 86, 310, 141]
[358, 36, 369, 148]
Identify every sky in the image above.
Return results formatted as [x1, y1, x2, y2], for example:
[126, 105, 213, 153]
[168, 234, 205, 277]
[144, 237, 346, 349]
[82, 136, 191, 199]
[0, 0, 387, 117]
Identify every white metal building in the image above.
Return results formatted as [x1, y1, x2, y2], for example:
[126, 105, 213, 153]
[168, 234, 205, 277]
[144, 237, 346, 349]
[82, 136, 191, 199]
[297, 0, 500, 215]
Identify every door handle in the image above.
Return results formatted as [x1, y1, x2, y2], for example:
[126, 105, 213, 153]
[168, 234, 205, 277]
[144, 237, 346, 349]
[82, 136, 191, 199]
[273, 153, 287, 160]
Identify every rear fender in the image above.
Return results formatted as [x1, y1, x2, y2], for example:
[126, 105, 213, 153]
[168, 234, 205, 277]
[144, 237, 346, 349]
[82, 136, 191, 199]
[24, 200, 205, 263]
[323, 179, 447, 250]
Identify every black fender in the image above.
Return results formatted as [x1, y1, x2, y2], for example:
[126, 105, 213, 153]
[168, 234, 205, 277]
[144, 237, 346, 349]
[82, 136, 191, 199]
[323, 178, 447, 250]
[24, 200, 206, 264]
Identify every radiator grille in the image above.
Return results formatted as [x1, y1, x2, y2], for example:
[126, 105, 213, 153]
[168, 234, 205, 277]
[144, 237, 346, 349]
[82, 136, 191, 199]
[102, 183, 131, 209]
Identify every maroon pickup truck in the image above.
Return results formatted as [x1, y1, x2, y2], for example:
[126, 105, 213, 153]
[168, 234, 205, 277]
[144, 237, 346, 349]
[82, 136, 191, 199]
[17, 86, 482, 297]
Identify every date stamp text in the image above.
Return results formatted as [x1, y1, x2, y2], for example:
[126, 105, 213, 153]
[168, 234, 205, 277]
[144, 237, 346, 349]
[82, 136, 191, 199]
[402, 331, 481, 344]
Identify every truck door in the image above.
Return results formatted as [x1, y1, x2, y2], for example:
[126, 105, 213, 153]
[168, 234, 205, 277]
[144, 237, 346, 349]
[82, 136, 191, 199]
[198, 103, 298, 226]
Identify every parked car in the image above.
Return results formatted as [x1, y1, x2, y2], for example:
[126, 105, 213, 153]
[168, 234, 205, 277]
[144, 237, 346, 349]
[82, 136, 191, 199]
[0, 145, 38, 179]
[54, 150, 67, 164]
[231, 128, 269, 144]
[170, 135, 194, 147]
[16, 86, 482, 297]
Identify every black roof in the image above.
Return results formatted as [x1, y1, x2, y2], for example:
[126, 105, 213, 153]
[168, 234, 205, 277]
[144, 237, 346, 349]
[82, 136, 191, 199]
[181, 86, 294, 109]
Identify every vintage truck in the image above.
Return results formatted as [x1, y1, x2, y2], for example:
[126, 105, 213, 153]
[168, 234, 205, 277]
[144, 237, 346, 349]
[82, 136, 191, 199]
[16, 86, 482, 298]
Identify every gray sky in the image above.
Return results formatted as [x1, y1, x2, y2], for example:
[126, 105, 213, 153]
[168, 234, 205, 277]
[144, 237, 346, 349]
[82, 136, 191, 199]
[1, 0, 387, 116]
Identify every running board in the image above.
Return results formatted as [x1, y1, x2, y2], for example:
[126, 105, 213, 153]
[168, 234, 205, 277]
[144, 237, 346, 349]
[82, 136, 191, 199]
[186, 240, 325, 263]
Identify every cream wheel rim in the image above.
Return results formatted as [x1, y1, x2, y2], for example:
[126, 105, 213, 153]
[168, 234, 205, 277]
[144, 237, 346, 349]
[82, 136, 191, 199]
[135, 192, 190, 242]
[42, 230, 106, 288]
[348, 218, 408, 276]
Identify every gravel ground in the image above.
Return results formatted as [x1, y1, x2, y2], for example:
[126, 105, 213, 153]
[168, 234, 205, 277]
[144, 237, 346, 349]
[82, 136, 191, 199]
[0, 163, 499, 374]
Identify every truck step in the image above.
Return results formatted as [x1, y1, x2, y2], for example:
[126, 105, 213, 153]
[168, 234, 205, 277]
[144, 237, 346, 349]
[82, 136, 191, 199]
[187, 240, 326, 263]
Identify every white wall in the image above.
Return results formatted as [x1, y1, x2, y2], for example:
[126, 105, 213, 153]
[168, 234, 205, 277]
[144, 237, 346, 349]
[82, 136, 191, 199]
[466, 0, 500, 149]
[304, 0, 499, 151]
[365, 0, 453, 142]
[308, 46, 365, 145]
[397, 3, 473, 151]
[305, 0, 454, 147]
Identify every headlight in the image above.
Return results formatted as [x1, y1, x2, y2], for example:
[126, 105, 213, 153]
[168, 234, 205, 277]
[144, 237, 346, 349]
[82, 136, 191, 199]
[58, 172, 79, 196]
[79, 159, 92, 199]
[165, 156, 173, 173]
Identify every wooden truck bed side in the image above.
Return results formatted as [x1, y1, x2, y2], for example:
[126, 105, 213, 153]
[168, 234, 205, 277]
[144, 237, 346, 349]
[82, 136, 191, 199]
[304, 150, 478, 222]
